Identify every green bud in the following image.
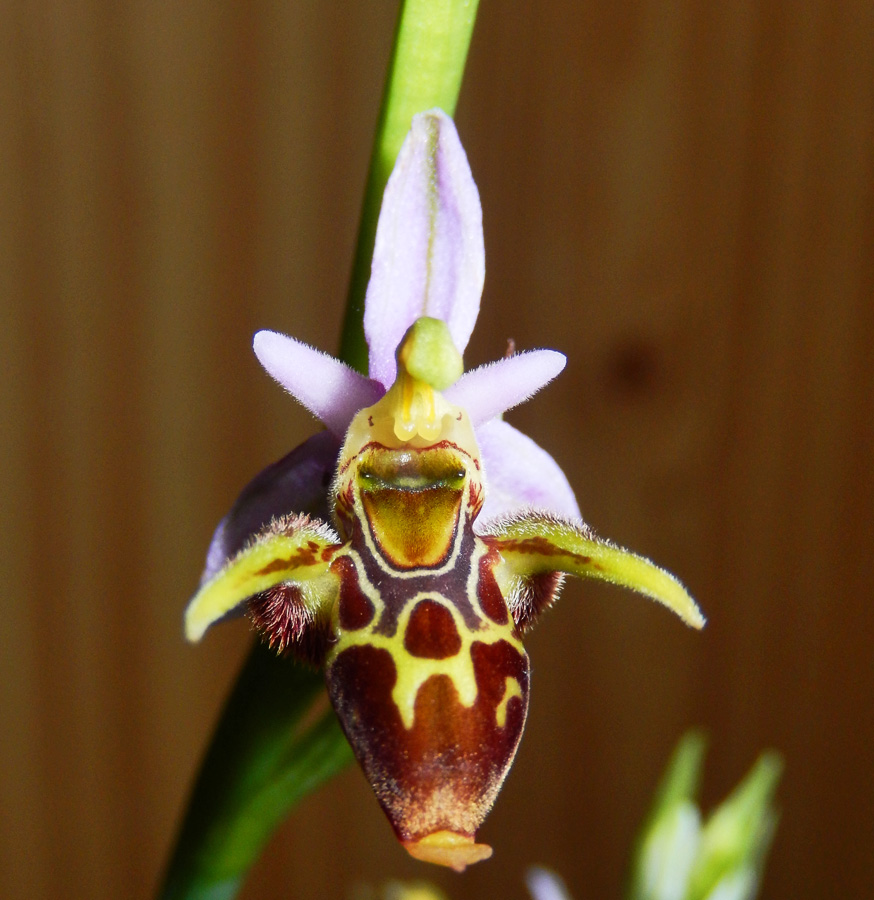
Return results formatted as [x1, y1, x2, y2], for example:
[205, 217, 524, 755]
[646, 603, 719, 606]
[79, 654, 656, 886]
[626, 734, 782, 900]
[687, 753, 782, 900]
[383, 881, 449, 900]
[628, 733, 706, 900]
[699, 868, 756, 900]
[638, 802, 702, 900]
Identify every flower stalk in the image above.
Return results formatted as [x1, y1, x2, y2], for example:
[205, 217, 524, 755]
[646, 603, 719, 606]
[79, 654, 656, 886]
[159, 2, 481, 897]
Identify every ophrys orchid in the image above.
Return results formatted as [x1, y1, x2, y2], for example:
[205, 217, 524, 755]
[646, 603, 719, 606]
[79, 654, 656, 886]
[185, 110, 704, 872]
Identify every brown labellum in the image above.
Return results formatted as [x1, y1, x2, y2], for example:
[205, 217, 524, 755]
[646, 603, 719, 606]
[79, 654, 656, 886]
[325, 635, 529, 871]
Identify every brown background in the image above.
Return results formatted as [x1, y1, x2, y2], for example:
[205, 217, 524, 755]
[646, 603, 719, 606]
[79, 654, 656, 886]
[2, 2, 872, 898]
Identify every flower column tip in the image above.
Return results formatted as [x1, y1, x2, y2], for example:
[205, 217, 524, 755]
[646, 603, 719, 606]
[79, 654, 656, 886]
[403, 831, 493, 872]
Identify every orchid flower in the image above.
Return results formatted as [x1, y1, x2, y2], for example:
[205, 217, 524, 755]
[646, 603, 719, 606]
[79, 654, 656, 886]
[184, 110, 704, 873]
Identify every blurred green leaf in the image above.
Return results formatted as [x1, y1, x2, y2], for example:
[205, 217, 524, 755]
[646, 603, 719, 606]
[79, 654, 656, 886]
[688, 752, 783, 900]
[626, 734, 782, 900]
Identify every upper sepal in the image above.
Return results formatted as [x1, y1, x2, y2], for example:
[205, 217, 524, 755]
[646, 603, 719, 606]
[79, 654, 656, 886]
[364, 110, 484, 388]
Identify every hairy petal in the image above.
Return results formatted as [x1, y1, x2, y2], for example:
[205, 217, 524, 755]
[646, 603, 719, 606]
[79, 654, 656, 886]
[486, 513, 705, 630]
[444, 350, 566, 426]
[186, 513, 341, 644]
[475, 418, 581, 527]
[201, 431, 341, 583]
[254, 330, 384, 435]
[365, 109, 484, 387]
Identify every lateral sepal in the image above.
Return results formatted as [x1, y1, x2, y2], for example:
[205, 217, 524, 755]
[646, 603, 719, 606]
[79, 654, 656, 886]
[483, 513, 705, 631]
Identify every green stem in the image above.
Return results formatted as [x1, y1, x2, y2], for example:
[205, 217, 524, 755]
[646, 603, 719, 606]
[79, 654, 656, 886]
[159, 1, 480, 898]
[159, 644, 352, 900]
[340, 0, 481, 373]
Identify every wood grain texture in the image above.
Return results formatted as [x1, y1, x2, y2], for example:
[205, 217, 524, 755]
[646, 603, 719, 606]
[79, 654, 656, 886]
[1, 2, 872, 898]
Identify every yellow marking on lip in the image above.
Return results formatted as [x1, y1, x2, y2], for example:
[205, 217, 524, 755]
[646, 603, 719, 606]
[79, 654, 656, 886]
[395, 374, 440, 442]
[333, 592, 482, 730]
[495, 676, 523, 728]
[465, 539, 497, 621]
[403, 830, 492, 871]
[328, 548, 526, 731]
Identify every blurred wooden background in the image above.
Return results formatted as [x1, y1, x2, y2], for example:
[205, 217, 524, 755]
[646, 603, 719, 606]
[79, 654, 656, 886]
[2, 2, 872, 898]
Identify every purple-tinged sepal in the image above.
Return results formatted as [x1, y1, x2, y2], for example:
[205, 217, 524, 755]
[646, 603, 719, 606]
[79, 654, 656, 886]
[475, 418, 581, 526]
[201, 431, 341, 585]
[365, 110, 484, 389]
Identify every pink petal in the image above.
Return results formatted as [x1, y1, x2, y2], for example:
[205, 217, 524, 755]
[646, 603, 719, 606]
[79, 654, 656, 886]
[475, 419, 581, 528]
[526, 868, 573, 900]
[201, 431, 340, 583]
[364, 110, 484, 387]
[444, 350, 566, 426]
[253, 330, 384, 435]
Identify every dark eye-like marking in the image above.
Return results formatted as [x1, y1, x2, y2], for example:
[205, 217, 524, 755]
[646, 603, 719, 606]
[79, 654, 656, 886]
[404, 599, 462, 659]
[334, 556, 376, 630]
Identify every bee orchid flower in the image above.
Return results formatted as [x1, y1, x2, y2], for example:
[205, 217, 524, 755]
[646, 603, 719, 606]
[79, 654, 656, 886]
[185, 110, 704, 872]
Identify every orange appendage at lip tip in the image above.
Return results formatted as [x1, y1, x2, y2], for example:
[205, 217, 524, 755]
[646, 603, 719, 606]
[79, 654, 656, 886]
[403, 831, 493, 872]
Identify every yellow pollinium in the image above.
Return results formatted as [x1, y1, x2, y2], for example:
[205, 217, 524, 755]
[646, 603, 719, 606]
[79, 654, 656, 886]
[340, 318, 479, 466]
[391, 373, 445, 443]
[388, 317, 464, 443]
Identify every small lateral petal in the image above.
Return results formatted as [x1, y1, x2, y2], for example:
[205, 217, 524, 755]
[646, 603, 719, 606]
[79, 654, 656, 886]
[185, 514, 341, 643]
[254, 330, 384, 435]
[475, 419, 581, 526]
[365, 110, 484, 387]
[444, 350, 566, 426]
[487, 514, 706, 630]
